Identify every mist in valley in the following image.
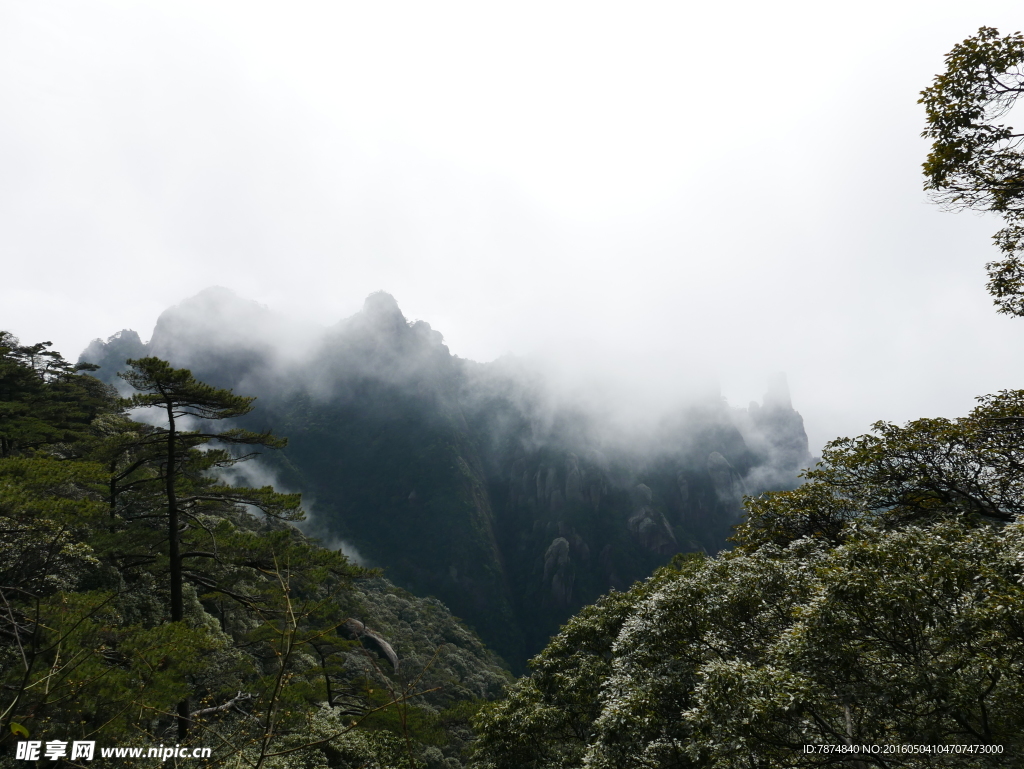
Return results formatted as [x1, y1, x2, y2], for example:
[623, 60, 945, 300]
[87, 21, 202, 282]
[81, 286, 814, 666]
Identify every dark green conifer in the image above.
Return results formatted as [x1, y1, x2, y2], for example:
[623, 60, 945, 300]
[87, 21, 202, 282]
[119, 357, 295, 738]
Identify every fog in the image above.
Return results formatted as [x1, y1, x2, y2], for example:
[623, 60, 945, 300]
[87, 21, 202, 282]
[86, 286, 812, 508]
[5, 0, 1024, 452]
[214, 457, 369, 566]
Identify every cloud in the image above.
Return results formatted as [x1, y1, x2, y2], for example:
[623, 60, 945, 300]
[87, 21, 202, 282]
[7, 1, 1024, 457]
[213, 455, 369, 566]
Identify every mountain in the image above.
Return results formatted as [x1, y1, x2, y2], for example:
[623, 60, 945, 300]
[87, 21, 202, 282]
[82, 288, 812, 669]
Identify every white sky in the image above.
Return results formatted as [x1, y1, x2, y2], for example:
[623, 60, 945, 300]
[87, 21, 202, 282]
[3, 0, 1024, 452]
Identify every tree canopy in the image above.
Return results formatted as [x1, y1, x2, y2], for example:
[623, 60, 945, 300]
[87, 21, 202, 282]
[0, 332, 110, 457]
[921, 26, 1024, 314]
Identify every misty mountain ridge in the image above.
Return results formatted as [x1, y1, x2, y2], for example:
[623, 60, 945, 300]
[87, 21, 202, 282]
[82, 287, 813, 668]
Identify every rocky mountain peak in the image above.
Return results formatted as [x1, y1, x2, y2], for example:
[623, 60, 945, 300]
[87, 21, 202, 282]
[762, 372, 793, 411]
[362, 290, 404, 320]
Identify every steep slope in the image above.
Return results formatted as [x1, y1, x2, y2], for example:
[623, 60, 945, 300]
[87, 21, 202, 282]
[270, 294, 521, 663]
[455, 358, 812, 654]
[82, 288, 813, 668]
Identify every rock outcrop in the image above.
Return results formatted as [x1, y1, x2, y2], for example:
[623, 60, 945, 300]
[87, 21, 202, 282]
[707, 451, 744, 506]
[340, 618, 400, 673]
[627, 484, 678, 556]
[543, 537, 574, 607]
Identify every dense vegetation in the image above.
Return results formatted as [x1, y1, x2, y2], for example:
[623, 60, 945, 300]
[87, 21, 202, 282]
[0, 333, 509, 768]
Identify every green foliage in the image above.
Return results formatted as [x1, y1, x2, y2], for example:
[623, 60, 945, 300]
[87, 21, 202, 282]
[471, 590, 643, 769]
[331, 580, 511, 767]
[920, 27, 1024, 315]
[738, 388, 1024, 554]
[586, 521, 1024, 768]
[0, 458, 105, 593]
[0, 337, 507, 769]
[115, 357, 303, 739]
[471, 556, 702, 769]
[921, 27, 1024, 210]
[0, 332, 112, 458]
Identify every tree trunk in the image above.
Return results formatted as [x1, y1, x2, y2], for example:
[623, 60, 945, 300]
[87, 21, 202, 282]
[165, 403, 189, 739]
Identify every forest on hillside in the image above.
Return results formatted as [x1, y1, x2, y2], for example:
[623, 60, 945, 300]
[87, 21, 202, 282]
[5, 25, 1024, 769]
[0, 338, 510, 768]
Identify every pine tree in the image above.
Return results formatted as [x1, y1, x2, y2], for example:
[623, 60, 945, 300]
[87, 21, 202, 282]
[119, 357, 299, 738]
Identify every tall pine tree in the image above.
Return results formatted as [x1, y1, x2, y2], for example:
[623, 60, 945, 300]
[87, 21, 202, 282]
[120, 357, 300, 738]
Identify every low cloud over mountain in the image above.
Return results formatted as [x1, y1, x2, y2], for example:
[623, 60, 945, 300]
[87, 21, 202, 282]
[83, 288, 813, 668]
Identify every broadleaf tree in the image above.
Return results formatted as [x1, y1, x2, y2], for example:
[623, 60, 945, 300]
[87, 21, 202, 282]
[920, 26, 1024, 314]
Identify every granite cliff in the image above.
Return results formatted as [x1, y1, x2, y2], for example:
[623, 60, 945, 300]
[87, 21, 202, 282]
[82, 288, 813, 668]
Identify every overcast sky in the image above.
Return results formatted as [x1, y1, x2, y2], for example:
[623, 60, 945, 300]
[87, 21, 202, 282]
[4, 0, 1024, 452]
